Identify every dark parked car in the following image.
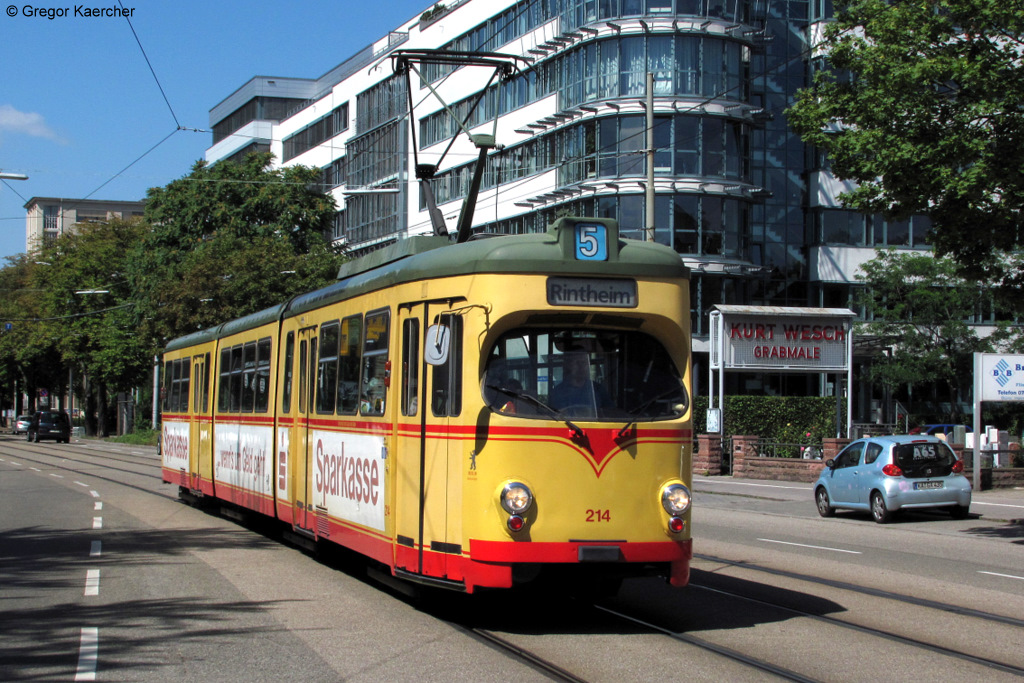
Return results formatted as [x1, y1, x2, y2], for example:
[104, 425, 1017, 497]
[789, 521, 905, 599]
[908, 424, 972, 438]
[27, 410, 71, 443]
[13, 415, 32, 434]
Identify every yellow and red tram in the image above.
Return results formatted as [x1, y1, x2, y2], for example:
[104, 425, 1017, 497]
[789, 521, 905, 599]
[161, 216, 693, 593]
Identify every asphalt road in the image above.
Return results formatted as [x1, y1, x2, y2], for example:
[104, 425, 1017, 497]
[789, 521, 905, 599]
[1, 436, 1021, 681]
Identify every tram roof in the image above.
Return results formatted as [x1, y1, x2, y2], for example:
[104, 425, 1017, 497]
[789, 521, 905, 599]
[164, 218, 688, 351]
[286, 218, 687, 317]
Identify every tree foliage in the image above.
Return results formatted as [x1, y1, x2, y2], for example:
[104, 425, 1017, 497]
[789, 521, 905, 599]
[787, 1, 1024, 289]
[34, 217, 152, 394]
[130, 152, 342, 345]
[855, 249, 1009, 419]
[0, 255, 62, 411]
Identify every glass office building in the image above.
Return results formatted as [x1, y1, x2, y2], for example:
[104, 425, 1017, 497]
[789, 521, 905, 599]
[206, 0, 940, 417]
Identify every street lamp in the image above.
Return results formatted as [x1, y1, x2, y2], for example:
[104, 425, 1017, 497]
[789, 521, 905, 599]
[0, 172, 29, 181]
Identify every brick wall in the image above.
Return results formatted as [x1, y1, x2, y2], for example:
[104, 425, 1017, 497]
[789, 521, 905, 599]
[695, 436, 1024, 489]
[726, 435, 846, 483]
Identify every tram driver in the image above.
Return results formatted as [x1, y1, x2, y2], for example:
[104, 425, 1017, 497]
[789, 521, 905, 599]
[550, 349, 612, 416]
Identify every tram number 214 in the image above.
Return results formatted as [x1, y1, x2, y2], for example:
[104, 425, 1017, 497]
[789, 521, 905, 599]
[586, 508, 611, 522]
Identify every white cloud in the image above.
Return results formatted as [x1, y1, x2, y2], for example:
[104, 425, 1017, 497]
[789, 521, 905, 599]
[0, 104, 65, 143]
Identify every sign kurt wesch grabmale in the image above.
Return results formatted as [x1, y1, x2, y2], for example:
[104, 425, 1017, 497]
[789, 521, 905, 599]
[724, 316, 849, 371]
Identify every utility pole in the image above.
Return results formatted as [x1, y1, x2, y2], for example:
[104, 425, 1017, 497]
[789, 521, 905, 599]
[645, 72, 655, 242]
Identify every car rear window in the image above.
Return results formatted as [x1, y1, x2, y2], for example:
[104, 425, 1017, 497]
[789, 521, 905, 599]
[895, 441, 956, 477]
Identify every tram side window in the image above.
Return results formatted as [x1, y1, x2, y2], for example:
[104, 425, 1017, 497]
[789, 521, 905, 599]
[168, 360, 180, 412]
[164, 358, 190, 413]
[360, 309, 389, 416]
[218, 348, 232, 412]
[229, 345, 244, 412]
[255, 338, 271, 413]
[308, 338, 318, 412]
[432, 314, 462, 417]
[298, 339, 308, 414]
[163, 361, 173, 412]
[401, 319, 419, 416]
[282, 332, 294, 413]
[193, 359, 202, 413]
[337, 315, 362, 414]
[201, 353, 210, 413]
[179, 359, 190, 413]
[242, 341, 257, 412]
[317, 322, 341, 413]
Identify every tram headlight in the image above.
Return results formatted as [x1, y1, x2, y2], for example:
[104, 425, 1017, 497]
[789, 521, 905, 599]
[661, 483, 692, 516]
[500, 481, 533, 515]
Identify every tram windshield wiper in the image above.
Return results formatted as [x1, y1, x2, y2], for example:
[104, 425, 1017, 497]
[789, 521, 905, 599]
[486, 384, 584, 438]
[618, 386, 687, 438]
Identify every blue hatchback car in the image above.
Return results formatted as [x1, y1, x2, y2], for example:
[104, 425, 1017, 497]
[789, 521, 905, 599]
[814, 435, 972, 523]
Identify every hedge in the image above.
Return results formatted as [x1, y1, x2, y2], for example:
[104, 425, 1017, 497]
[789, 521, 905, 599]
[693, 395, 841, 443]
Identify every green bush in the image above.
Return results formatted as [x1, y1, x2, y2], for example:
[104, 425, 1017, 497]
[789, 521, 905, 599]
[106, 428, 160, 446]
[694, 395, 840, 444]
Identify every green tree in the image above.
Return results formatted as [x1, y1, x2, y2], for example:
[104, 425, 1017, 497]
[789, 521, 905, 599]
[788, 1, 1024, 289]
[0, 255, 63, 416]
[856, 250, 1009, 420]
[131, 152, 342, 345]
[34, 218, 152, 435]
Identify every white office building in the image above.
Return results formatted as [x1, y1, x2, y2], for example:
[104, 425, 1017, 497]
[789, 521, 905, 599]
[206, 0, 941, 419]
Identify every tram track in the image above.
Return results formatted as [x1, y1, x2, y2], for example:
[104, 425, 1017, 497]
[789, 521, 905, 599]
[0, 438, 168, 499]
[465, 627, 590, 683]
[5, 437, 1022, 680]
[584, 553, 1024, 681]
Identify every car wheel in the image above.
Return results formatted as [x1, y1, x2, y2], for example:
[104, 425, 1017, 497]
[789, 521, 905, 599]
[950, 504, 970, 519]
[871, 491, 892, 524]
[815, 487, 835, 517]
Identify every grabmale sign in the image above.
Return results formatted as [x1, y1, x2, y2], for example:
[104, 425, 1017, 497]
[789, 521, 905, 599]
[718, 314, 851, 372]
[708, 305, 855, 437]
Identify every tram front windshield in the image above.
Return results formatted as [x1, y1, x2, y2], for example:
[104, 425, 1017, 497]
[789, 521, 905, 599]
[484, 328, 688, 422]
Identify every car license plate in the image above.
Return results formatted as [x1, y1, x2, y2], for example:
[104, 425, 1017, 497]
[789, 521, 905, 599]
[914, 481, 944, 490]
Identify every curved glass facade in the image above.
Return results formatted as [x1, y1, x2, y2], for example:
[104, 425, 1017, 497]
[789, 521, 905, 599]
[419, 35, 748, 149]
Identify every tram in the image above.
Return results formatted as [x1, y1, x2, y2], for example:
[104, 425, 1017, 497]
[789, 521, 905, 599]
[161, 216, 693, 593]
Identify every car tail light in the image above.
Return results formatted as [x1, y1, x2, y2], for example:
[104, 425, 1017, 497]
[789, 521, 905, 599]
[882, 463, 903, 477]
[952, 459, 964, 474]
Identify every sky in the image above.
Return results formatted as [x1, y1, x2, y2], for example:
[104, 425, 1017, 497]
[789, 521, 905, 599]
[0, 0, 434, 260]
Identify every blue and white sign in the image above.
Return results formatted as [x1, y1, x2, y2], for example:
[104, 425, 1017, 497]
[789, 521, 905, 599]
[574, 223, 608, 261]
[977, 354, 1024, 401]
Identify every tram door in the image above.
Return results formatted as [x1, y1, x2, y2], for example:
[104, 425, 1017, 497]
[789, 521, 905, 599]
[396, 309, 463, 578]
[293, 326, 317, 532]
[191, 353, 212, 492]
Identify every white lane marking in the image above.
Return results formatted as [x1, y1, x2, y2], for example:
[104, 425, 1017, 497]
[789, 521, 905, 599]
[74, 627, 98, 681]
[699, 479, 809, 492]
[974, 501, 1024, 510]
[9, 461, 20, 466]
[94, 502, 103, 511]
[759, 538, 862, 554]
[30, 467, 40, 471]
[90, 541, 102, 558]
[89, 490, 99, 498]
[979, 571, 1024, 581]
[75, 481, 88, 487]
[84, 570, 100, 596]
[49, 473, 63, 479]
[92, 517, 102, 530]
